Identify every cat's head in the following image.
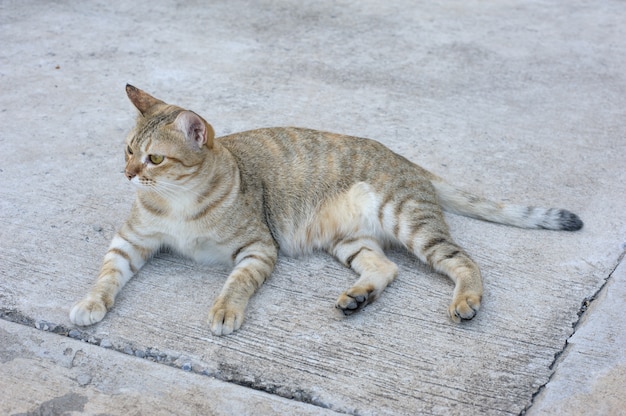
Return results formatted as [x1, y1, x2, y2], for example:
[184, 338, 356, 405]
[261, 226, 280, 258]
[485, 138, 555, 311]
[123, 85, 216, 193]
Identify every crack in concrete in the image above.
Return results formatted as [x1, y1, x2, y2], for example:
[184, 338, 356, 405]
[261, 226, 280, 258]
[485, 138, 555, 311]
[522, 249, 626, 415]
[0, 309, 343, 414]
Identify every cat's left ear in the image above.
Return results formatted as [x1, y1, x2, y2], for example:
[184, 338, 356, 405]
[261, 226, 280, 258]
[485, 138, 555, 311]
[174, 111, 215, 149]
[126, 84, 165, 116]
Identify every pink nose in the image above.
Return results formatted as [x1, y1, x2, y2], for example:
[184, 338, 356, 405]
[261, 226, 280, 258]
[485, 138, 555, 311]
[125, 170, 136, 180]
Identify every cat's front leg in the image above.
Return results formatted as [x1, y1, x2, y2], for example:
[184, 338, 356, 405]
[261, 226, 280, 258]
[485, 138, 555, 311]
[70, 224, 158, 326]
[208, 242, 277, 335]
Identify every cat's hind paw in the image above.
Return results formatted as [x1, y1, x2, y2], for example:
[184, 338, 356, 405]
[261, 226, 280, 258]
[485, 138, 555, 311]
[208, 302, 244, 336]
[335, 284, 376, 316]
[448, 293, 481, 323]
[69, 297, 107, 326]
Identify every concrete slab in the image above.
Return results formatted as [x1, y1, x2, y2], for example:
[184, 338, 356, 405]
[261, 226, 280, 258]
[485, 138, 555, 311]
[527, 257, 626, 416]
[1, 1, 625, 415]
[0, 319, 335, 415]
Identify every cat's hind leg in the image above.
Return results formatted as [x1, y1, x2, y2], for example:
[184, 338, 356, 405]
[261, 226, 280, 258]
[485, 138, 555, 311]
[304, 182, 398, 314]
[380, 195, 483, 322]
[330, 238, 398, 315]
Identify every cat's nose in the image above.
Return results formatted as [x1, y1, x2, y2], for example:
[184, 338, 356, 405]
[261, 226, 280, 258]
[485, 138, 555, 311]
[125, 170, 136, 180]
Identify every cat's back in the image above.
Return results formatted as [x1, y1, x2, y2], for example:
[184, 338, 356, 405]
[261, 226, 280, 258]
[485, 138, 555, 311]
[217, 127, 421, 187]
[218, 126, 362, 169]
[219, 127, 362, 210]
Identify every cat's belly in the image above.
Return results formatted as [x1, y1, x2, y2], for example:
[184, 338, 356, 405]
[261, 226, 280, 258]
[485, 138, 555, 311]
[276, 182, 387, 256]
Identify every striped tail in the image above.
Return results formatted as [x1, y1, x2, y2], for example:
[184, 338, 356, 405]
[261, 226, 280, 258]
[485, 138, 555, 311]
[431, 179, 583, 231]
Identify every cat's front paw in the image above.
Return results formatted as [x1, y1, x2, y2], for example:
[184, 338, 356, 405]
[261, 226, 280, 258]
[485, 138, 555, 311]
[208, 301, 244, 336]
[69, 297, 107, 326]
[448, 292, 481, 323]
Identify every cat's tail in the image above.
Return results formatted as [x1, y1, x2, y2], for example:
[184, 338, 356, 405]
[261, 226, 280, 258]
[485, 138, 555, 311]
[430, 178, 583, 231]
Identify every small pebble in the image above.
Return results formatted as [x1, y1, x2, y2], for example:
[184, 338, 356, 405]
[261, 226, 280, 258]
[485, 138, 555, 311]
[182, 363, 192, 372]
[100, 339, 113, 348]
[35, 320, 57, 332]
[147, 348, 161, 358]
[77, 373, 92, 386]
[68, 329, 81, 339]
[135, 350, 146, 358]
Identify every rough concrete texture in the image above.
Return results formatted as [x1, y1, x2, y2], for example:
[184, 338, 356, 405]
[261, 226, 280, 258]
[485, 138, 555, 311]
[1, 1, 625, 415]
[0, 319, 335, 416]
[527, 259, 626, 416]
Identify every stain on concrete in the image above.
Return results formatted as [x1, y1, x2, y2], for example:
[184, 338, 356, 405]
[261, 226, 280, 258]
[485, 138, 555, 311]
[12, 392, 88, 416]
[0, 327, 23, 363]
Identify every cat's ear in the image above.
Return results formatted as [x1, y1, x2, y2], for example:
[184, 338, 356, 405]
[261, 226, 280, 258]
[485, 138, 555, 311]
[126, 84, 165, 116]
[174, 111, 215, 149]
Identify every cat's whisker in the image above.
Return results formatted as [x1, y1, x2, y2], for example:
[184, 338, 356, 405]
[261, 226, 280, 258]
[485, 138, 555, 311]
[151, 185, 175, 200]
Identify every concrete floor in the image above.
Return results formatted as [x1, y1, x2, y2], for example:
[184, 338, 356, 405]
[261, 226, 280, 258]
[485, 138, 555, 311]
[1, 1, 625, 415]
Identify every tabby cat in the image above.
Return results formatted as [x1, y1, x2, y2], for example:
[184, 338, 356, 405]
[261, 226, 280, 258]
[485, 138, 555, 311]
[69, 85, 583, 335]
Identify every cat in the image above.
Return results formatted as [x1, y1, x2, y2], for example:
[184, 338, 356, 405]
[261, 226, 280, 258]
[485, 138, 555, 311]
[69, 85, 583, 336]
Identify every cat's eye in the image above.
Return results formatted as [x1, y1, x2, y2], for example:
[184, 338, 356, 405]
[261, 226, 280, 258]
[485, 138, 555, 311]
[126, 145, 133, 155]
[149, 154, 164, 165]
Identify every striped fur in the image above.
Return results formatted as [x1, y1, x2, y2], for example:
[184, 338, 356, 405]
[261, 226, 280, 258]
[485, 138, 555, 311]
[69, 85, 583, 335]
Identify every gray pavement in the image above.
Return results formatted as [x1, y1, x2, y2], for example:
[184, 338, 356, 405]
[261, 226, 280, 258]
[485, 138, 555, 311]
[1, 1, 625, 415]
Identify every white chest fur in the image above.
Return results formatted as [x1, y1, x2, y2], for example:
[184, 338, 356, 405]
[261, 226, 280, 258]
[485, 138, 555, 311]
[159, 217, 233, 266]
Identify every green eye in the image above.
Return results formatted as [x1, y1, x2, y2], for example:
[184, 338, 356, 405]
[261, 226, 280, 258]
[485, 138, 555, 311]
[149, 154, 164, 165]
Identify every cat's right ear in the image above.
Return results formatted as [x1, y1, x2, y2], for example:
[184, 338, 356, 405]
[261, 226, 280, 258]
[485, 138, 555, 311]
[126, 84, 165, 116]
[174, 111, 215, 150]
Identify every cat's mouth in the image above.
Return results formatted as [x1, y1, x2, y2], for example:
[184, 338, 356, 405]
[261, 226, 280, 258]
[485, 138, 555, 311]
[130, 176, 155, 188]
